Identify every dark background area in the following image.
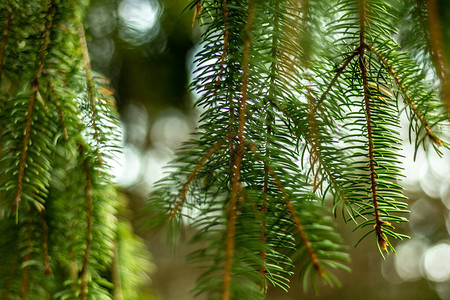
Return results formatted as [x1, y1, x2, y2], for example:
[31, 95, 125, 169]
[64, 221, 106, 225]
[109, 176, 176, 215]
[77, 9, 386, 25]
[85, 1, 450, 299]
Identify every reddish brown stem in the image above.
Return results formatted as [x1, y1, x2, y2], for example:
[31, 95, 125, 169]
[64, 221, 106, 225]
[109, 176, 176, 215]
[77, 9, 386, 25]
[426, 0, 450, 113]
[222, 2, 255, 299]
[168, 137, 229, 219]
[14, 0, 56, 213]
[263, 160, 324, 276]
[359, 0, 386, 250]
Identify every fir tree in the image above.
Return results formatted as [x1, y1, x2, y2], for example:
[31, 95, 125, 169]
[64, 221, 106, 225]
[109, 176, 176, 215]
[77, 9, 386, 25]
[147, 0, 450, 299]
[0, 1, 150, 299]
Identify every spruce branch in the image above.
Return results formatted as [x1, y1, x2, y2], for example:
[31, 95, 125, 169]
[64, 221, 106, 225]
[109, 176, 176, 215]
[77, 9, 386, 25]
[359, 53, 387, 250]
[223, 1, 256, 299]
[366, 43, 445, 146]
[263, 156, 324, 277]
[14, 0, 56, 214]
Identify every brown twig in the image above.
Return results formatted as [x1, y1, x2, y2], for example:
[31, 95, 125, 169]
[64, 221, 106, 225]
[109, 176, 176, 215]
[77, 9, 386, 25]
[222, 1, 255, 299]
[168, 137, 229, 219]
[255, 154, 324, 277]
[425, 0, 450, 113]
[14, 0, 56, 213]
[359, 0, 386, 251]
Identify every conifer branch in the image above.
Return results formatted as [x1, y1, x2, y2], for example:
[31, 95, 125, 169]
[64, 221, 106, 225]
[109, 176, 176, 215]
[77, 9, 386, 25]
[80, 150, 94, 300]
[358, 0, 387, 250]
[223, 2, 255, 299]
[263, 159, 324, 277]
[0, 4, 12, 81]
[425, 0, 450, 112]
[77, 22, 102, 163]
[366, 43, 444, 146]
[315, 50, 358, 109]
[14, 0, 56, 213]
[168, 137, 229, 219]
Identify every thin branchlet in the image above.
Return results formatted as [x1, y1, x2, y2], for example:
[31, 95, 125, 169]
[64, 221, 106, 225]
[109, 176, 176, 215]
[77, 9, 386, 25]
[366, 42, 444, 146]
[169, 137, 229, 219]
[223, 1, 256, 299]
[359, 0, 387, 251]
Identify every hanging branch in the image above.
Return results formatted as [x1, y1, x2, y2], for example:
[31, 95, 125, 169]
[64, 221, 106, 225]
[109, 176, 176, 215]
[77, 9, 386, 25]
[14, 0, 56, 214]
[223, 1, 256, 299]
[366, 43, 444, 146]
[358, 0, 388, 251]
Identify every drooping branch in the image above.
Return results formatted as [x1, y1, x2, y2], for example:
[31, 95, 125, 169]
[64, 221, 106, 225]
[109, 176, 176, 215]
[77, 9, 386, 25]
[246, 145, 325, 277]
[223, 1, 255, 299]
[14, 0, 56, 213]
[366, 42, 444, 146]
[266, 162, 324, 276]
[359, 0, 387, 251]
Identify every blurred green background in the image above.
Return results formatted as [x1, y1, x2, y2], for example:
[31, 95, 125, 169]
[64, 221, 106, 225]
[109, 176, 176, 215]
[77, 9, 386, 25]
[85, 0, 450, 299]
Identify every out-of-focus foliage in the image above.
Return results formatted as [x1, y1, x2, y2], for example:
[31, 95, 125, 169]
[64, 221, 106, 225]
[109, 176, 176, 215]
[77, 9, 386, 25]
[0, 0, 150, 299]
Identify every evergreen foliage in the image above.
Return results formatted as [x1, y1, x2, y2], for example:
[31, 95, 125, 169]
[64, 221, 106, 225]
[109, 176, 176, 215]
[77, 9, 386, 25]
[0, 1, 150, 299]
[147, 0, 450, 299]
